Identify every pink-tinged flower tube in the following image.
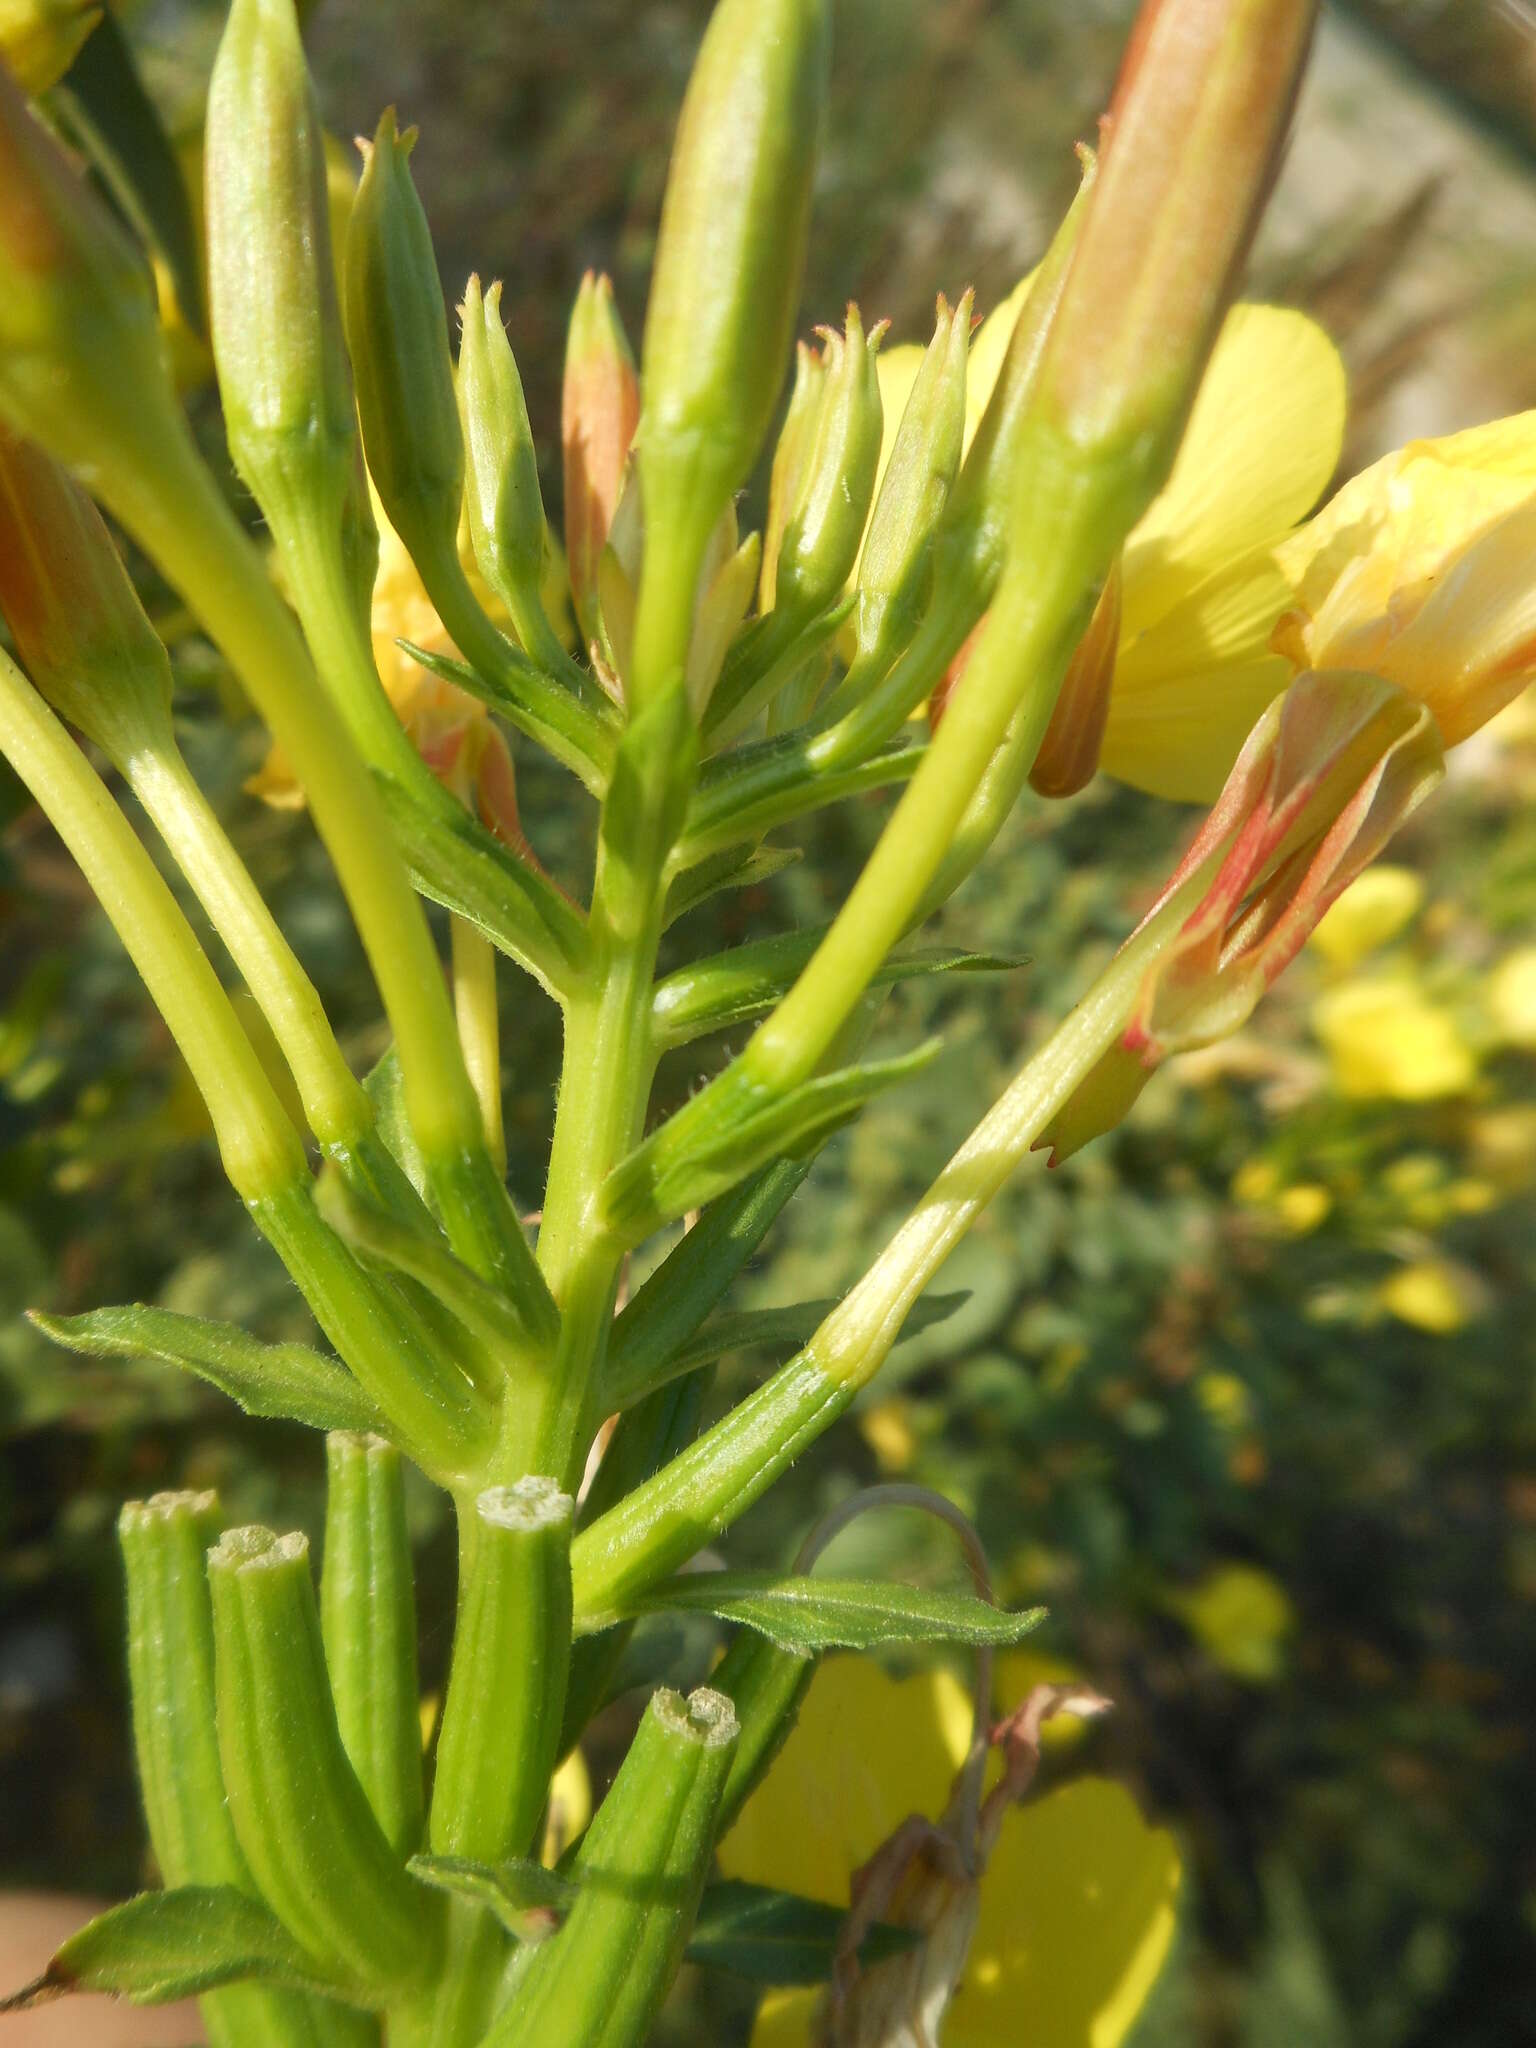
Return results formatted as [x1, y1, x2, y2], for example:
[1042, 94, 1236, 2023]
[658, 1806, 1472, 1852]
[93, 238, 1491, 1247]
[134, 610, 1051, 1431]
[562, 270, 640, 648]
[1040, 668, 1445, 1162]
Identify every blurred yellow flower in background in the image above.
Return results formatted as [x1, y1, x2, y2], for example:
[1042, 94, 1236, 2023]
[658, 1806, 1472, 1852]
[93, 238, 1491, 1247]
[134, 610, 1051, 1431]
[1162, 1563, 1294, 1684]
[1312, 976, 1476, 1101]
[1486, 946, 1536, 1050]
[722, 1658, 1180, 2048]
[1378, 1258, 1481, 1336]
[1308, 864, 1425, 970]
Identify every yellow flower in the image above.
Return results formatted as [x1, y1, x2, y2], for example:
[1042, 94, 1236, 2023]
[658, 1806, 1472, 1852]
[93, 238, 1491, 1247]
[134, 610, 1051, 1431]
[722, 1658, 1180, 2048]
[1274, 415, 1536, 748]
[1378, 1258, 1480, 1336]
[1311, 976, 1476, 1101]
[872, 296, 1345, 803]
[1162, 1563, 1293, 1684]
[1308, 864, 1424, 970]
[1486, 945, 1536, 1050]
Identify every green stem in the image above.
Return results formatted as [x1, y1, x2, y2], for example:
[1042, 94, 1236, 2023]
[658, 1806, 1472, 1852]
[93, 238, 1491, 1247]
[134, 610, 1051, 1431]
[0, 650, 304, 1201]
[569, 852, 1217, 1623]
[126, 742, 370, 1155]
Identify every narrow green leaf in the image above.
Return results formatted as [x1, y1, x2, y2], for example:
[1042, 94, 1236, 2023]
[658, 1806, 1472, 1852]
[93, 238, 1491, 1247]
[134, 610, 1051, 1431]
[620, 1572, 1047, 1652]
[54, 12, 205, 335]
[394, 638, 616, 792]
[603, 1039, 941, 1243]
[686, 1879, 918, 1985]
[30, 1305, 383, 1434]
[679, 726, 925, 865]
[653, 932, 1023, 1046]
[362, 1048, 429, 1200]
[0, 1887, 340, 2012]
[662, 842, 802, 930]
[375, 770, 589, 998]
[605, 1289, 969, 1410]
[406, 1855, 574, 1941]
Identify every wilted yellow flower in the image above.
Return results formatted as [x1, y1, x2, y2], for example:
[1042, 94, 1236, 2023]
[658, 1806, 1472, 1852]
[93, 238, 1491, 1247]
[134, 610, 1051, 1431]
[1378, 1258, 1482, 1336]
[1312, 976, 1476, 1101]
[874, 297, 1345, 803]
[1162, 1563, 1293, 1684]
[1308, 864, 1425, 970]
[722, 1658, 1180, 2048]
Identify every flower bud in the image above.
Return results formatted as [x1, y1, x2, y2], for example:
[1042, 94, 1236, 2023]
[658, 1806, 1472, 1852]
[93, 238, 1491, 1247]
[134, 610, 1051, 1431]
[632, 0, 831, 704]
[0, 62, 172, 471]
[1033, 0, 1317, 506]
[1040, 668, 1443, 1163]
[344, 108, 464, 567]
[772, 306, 885, 624]
[562, 269, 639, 646]
[759, 339, 825, 613]
[0, 425, 174, 766]
[0, 0, 99, 92]
[855, 290, 971, 668]
[206, 0, 372, 613]
[1028, 557, 1122, 797]
[458, 273, 551, 654]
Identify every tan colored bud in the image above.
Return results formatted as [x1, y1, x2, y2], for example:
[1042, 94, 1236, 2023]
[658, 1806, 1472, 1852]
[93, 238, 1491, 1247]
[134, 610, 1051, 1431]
[562, 270, 639, 646]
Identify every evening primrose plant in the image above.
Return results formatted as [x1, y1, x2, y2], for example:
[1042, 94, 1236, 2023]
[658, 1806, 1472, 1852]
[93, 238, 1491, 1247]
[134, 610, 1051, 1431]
[0, 0, 1530, 2041]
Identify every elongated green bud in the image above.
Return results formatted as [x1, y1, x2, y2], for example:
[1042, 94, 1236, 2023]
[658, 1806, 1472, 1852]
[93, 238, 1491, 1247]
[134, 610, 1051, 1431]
[429, 1479, 573, 1863]
[562, 270, 639, 646]
[855, 290, 971, 668]
[630, 0, 831, 707]
[0, 0, 100, 93]
[344, 109, 463, 566]
[0, 63, 172, 471]
[206, 0, 373, 620]
[485, 1686, 739, 2048]
[208, 1524, 439, 1995]
[0, 425, 173, 764]
[321, 1433, 424, 1859]
[772, 307, 883, 623]
[760, 339, 825, 611]
[458, 273, 559, 664]
[120, 1495, 376, 2048]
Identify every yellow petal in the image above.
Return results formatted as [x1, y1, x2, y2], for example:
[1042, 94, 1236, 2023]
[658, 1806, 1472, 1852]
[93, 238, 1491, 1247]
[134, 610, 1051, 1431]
[717, 1658, 971, 1907]
[1121, 305, 1345, 639]
[748, 1988, 820, 2048]
[945, 1780, 1181, 2048]
[1163, 1564, 1294, 1683]
[1308, 864, 1424, 969]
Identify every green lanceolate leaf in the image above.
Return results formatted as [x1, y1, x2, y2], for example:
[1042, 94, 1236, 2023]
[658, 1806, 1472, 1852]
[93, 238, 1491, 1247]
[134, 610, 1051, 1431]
[686, 1880, 918, 1985]
[602, 1038, 941, 1244]
[609, 1571, 1046, 1652]
[604, 1288, 968, 1411]
[653, 931, 1023, 1046]
[0, 1887, 343, 2012]
[406, 1856, 574, 1942]
[394, 638, 616, 793]
[30, 1304, 383, 1435]
[661, 841, 802, 930]
[677, 725, 925, 865]
[374, 770, 589, 998]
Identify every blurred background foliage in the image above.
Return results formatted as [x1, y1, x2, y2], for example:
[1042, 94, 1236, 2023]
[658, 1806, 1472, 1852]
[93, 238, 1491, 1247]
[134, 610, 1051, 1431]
[1, 1, 1534, 2042]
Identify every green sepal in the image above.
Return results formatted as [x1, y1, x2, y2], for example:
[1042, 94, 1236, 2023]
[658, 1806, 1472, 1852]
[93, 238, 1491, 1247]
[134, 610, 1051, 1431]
[208, 1525, 441, 1994]
[686, 1879, 919, 1986]
[703, 595, 855, 750]
[429, 1481, 574, 1864]
[678, 725, 925, 865]
[376, 770, 589, 1001]
[661, 842, 801, 931]
[36, 1305, 383, 1435]
[53, 10, 204, 335]
[406, 1855, 574, 1941]
[771, 306, 884, 624]
[321, 1434, 424, 1859]
[481, 1687, 739, 2048]
[601, 1569, 1047, 1652]
[653, 931, 1021, 1046]
[603, 1287, 966, 1413]
[0, 1887, 349, 2012]
[602, 1038, 941, 1244]
[392, 639, 616, 795]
